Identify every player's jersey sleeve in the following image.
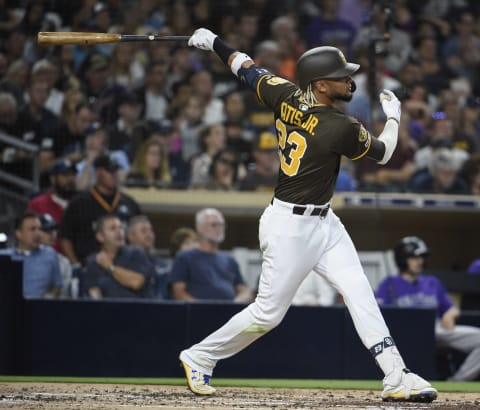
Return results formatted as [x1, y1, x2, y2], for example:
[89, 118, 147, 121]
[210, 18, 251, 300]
[256, 74, 299, 111]
[330, 118, 373, 160]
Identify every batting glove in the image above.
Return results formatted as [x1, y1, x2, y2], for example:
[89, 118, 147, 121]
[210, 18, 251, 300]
[380, 89, 401, 124]
[188, 28, 217, 51]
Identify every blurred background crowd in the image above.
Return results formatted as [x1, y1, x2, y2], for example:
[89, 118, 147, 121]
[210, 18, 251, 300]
[1, 0, 480, 196]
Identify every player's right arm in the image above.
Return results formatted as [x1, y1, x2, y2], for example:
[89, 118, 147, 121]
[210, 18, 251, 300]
[188, 28, 292, 107]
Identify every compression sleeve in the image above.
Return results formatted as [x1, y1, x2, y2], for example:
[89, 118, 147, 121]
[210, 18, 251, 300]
[377, 118, 399, 165]
[212, 37, 236, 64]
[237, 65, 269, 92]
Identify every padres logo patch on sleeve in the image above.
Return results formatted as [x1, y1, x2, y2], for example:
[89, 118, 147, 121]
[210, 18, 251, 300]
[358, 125, 368, 142]
[266, 76, 289, 86]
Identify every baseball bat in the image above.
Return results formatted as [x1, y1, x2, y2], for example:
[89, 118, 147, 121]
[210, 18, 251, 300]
[37, 32, 190, 46]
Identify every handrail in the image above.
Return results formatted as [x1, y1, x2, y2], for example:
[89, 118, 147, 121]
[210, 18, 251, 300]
[0, 131, 40, 193]
[0, 131, 39, 153]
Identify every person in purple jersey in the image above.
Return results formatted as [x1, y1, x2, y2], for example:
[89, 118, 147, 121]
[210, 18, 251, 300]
[376, 237, 480, 381]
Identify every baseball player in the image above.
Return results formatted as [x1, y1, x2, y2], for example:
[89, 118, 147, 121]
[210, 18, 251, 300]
[377, 236, 480, 381]
[180, 28, 437, 402]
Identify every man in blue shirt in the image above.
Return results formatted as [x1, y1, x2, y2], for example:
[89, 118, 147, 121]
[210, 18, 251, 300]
[169, 208, 252, 302]
[0, 211, 62, 298]
[85, 214, 155, 299]
[376, 236, 480, 381]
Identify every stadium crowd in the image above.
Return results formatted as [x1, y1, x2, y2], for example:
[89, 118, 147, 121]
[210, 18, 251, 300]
[1, 0, 480, 301]
[1, 0, 480, 195]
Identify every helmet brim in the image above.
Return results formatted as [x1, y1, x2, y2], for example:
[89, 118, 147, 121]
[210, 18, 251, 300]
[318, 62, 360, 80]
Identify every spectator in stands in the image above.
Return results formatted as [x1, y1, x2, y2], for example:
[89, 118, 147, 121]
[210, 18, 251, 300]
[59, 154, 141, 267]
[0, 59, 29, 108]
[270, 15, 306, 82]
[31, 58, 64, 116]
[16, 75, 62, 177]
[76, 122, 130, 189]
[441, 10, 480, 84]
[353, 2, 412, 75]
[0, 0, 21, 41]
[304, 0, 356, 55]
[0, 211, 62, 298]
[190, 124, 226, 189]
[80, 52, 126, 124]
[458, 154, 480, 195]
[109, 42, 144, 91]
[85, 214, 154, 299]
[0, 91, 18, 136]
[169, 208, 252, 302]
[412, 35, 451, 96]
[27, 158, 77, 250]
[240, 131, 279, 192]
[37, 213, 75, 298]
[126, 137, 171, 188]
[178, 95, 205, 163]
[200, 148, 241, 191]
[169, 227, 198, 258]
[53, 99, 94, 163]
[456, 96, 480, 153]
[127, 215, 169, 298]
[413, 113, 468, 172]
[148, 119, 190, 189]
[408, 148, 469, 194]
[107, 93, 144, 160]
[223, 91, 254, 165]
[376, 236, 480, 381]
[136, 61, 169, 122]
[189, 69, 224, 125]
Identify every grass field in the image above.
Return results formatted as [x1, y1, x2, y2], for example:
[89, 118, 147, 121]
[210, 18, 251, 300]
[1, 375, 479, 392]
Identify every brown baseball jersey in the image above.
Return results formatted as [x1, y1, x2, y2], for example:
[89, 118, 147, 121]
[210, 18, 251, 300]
[256, 74, 374, 205]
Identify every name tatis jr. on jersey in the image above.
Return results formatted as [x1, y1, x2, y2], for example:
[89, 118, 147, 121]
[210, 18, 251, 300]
[279, 102, 318, 136]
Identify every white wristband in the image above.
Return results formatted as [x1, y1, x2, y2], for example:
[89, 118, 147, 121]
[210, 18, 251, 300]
[231, 52, 252, 76]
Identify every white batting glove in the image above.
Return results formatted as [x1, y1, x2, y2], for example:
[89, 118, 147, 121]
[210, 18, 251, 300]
[380, 89, 401, 124]
[188, 28, 217, 51]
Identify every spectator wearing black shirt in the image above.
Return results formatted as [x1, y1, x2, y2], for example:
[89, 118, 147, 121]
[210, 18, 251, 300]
[59, 154, 141, 267]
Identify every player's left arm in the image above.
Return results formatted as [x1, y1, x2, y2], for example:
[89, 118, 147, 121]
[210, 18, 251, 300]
[343, 90, 401, 164]
[374, 90, 401, 165]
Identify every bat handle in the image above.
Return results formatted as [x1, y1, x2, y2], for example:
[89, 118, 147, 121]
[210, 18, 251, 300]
[120, 35, 191, 42]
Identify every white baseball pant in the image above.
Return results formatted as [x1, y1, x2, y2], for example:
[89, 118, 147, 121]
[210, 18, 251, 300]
[181, 198, 397, 375]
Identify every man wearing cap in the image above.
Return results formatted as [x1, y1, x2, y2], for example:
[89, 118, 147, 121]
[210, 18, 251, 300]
[81, 52, 126, 124]
[59, 154, 141, 268]
[240, 130, 279, 191]
[28, 158, 77, 252]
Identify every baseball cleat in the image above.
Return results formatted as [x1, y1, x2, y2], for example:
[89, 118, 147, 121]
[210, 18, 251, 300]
[382, 368, 437, 402]
[179, 355, 216, 395]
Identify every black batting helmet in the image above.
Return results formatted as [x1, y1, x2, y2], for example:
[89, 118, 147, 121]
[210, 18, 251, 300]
[296, 46, 360, 91]
[394, 236, 429, 271]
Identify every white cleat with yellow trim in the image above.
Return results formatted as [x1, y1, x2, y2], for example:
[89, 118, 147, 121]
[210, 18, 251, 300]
[179, 353, 216, 396]
[382, 368, 437, 402]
